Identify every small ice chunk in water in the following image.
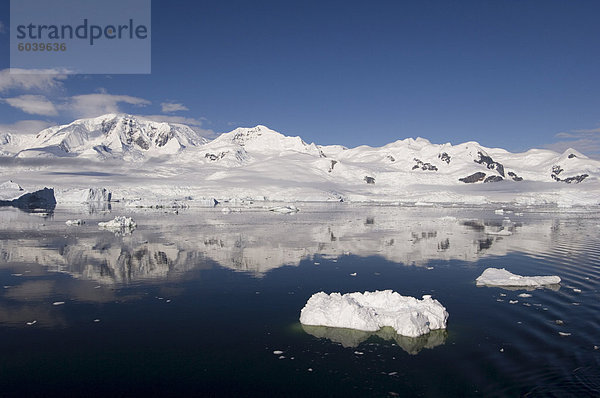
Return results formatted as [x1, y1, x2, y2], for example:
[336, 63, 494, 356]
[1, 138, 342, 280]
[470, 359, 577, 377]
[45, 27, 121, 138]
[518, 293, 532, 298]
[350, 272, 357, 276]
[52, 301, 65, 306]
[509, 300, 518, 304]
[269, 205, 299, 214]
[273, 350, 284, 355]
[476, 268, 561, 287]
[65, 219, 83, 226]
[559, 332, 571, 336]
[26, 320, 37, 326]
[354, 351, 364, 355]
[98, 216, 137, 232]
[573, 288, 582, 293]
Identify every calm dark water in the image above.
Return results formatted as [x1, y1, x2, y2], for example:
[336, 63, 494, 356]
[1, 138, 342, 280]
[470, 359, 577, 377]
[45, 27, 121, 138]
[0, 204, 599, 397]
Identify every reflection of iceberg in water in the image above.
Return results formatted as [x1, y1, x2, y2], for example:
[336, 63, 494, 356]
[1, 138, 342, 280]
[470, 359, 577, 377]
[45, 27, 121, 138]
[301, 324, 447, 355]
[478, 284, 561, 292]
[0, 204, 596, 283]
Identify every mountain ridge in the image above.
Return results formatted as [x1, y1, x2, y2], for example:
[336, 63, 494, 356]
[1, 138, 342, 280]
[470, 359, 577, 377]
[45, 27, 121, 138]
[1, 114, 599, 206]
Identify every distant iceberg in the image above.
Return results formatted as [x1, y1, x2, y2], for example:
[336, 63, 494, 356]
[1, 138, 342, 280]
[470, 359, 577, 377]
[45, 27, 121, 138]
[269, 205, 299, 214]
[57, 188, 111, 204]
[476, 268, 561, 287]
[98, 216, 137, 233]
[299, 290, 448, 338]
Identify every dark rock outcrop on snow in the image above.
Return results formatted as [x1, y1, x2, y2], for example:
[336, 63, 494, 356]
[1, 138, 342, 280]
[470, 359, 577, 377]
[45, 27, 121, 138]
[484, 176, 503, 183]
[561, 174, 589, 184]
[507, 171, 523, 182]
[438, 152, 451, 164]
[474, 152, 505, 177]
[328, 160, 338, 172]
[364, 176, 375, 184]
[551, 165, 563, 179]
[459, 172, 486, 183]
[412, 158, 438, 171]
[205, 152, 227, 161]
[551, 164, 588, 183]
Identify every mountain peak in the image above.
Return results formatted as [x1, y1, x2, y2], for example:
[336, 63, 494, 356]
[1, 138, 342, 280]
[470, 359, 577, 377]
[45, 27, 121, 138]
[21, 113, 208, 160]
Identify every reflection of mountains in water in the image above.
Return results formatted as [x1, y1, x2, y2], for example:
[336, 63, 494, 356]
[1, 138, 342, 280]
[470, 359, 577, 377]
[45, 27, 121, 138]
[0, 206, 584, 283]
[301, 324, 448, 355]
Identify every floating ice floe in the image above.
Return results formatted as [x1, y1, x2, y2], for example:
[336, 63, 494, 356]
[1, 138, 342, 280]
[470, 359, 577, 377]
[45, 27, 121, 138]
[269, 205, 299, 214]
[65, 219, 84, 226]
[476, 268, 561, 288]
[299, 290, 448, 338]
[485, 228, 512, 236]
[98, 216, 137, 233]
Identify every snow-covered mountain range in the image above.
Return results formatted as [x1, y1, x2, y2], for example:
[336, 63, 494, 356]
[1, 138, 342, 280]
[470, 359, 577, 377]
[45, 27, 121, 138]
[1, 114, 599, 206]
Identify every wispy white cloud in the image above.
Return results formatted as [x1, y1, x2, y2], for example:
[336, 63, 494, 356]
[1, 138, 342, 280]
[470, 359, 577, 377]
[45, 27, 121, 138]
[555, 127, 600, 138]
[2, 95, 59, 116]
[161, 102, 189, 113]
[0, 68, 67, 93]
[140, 114, 216, 138]
[0, 68, 213, 137]
[64, 93, 150, 118]
[141, 114, 203, 126]
[1, 85, 151, 119]
[0, 120, 54, 136]
[545, 125, 600, 159]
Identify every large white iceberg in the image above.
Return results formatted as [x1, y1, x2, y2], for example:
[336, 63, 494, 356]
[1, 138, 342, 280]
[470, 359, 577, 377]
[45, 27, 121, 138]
[0, 181, 56, 210]
[299, 290, 448, 338]
[476, 267, 561, 287]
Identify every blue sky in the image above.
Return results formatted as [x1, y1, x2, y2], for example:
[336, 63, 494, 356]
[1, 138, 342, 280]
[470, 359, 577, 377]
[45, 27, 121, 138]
[0, 0, 599, 156]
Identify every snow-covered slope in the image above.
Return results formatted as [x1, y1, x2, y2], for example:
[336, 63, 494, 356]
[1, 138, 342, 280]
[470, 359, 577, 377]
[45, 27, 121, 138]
[1, 115, 599, 205]
[14, 114, 208, 161]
